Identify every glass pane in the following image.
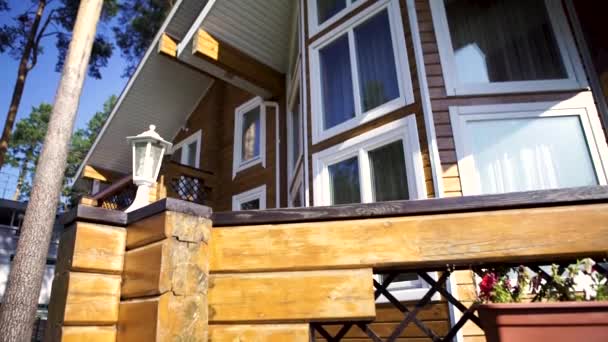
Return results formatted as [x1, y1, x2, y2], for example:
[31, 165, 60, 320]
[470, 116, 598, 194]
[445, 0, 567, 84]
[241, 107, 261, 162]
[187, 141, 197, 167]
[320, 35, 355, 129]
[317, 0, 346, 24]
[149, 142, 164, 177]
[369, 141, 409, 201]
[134, 142, 148, 178]
[171, 147, 182, 163]
[240, 199, 260, 210]
[328, 156, 361, 205]
[293, 185, 303, 207]
[354, 10, 400, 112]
[291, 95, 302, 169]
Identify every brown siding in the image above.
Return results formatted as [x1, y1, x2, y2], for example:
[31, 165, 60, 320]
[173, 80, 282, 211]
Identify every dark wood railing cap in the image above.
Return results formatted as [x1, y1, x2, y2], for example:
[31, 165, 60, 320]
[60, 204, 127, 227]
[126, 197, 212, 224]
[211, 186, 608, 227]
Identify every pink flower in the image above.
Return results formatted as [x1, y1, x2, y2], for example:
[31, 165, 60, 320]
[479, 273, 498, 301]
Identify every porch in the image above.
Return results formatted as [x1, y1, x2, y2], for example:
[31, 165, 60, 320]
[45, 185, 608, 341]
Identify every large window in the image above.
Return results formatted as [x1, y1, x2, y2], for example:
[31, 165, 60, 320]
[431, 0, 586, 95]
[171, 130, 202, 168]
[232, 185, 267, 211]
[233, 97, 266, 177]
[451, 95, 608, 195]
[313, 116, 425, 205]
[308, 0, 367, 37]
[310, 0, 414, 143]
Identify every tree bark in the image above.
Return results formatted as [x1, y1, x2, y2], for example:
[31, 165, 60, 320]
[0, 1, 103, 340]
[0, 0, 47, 169]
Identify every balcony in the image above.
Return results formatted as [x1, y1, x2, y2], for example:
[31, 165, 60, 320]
[59, 185, 608, 341]
[90, 160, 216, 211]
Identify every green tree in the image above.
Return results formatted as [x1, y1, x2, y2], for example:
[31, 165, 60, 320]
[113, 0, 175, 77]
[6, 103, 51, 201]
[63, 94, 116, 206]
[0, 0, 119, 169]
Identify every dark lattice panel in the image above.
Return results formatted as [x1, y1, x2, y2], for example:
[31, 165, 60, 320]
[99, 184, 136, 211]
[311, 259, 608, 342]
[169, 175, 210, 205]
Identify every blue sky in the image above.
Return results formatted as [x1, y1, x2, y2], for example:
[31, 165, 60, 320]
[0, 1, 130, 197]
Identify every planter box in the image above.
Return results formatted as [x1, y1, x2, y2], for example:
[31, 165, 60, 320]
[478, 302, 608, 342]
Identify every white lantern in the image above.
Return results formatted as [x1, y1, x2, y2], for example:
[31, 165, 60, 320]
[125, 125, 172, 212]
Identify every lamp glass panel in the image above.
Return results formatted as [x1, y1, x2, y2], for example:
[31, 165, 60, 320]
[149, 141, 165, 180]
[134, 141, 148, 178]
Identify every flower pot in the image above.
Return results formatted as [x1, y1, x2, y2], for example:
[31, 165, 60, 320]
[478, 302, 608, 342]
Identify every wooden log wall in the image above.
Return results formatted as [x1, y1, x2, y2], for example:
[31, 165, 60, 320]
[46, 217, 126, 341]
[118, 210, 211, 341]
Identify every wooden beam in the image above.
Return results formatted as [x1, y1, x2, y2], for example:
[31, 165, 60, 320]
[158, 33, 177, 57]
[121, 237, 208, 298]
[208, 269, 375, 323]
[209, 324, 310, 341]
[126, 211, 211, 249]
[56, 222, 126, 275]
[210, 204, 608, 273]
[117, 293, 207, 342]
[48, 272, 121, 326]
[192, 29, 284, 96]
[60, 326, 117, 342]
[82, 164, 124, 183]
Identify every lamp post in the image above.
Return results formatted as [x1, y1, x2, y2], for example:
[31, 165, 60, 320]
[125, 125, 172, 213]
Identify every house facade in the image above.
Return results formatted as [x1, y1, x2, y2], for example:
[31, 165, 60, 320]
[73, 0, 608, 341]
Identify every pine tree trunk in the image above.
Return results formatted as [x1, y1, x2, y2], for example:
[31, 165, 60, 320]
[0, 1, 103, 340]
[0, 0, 47, 169]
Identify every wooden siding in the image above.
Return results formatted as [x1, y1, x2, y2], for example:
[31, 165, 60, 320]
[173, 80, 283, 211]
[303, 0, 436, 202]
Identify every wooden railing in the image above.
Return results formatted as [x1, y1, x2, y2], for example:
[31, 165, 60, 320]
[89, 160, 216, 210]
[52, 186, 608, 341]
[158, 160, 216, 207]
[92, 174, 136, 211]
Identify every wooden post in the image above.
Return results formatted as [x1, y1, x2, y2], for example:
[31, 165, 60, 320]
[118, 199, 212, 342]
[46, 206, 127, 341]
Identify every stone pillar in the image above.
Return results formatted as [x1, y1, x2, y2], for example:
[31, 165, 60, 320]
[46, 206, 127, 341]
[117, 199, 212, 342]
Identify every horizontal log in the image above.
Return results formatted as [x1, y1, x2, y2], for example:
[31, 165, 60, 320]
[374, 303, 449, 323]
[56, 222, 126, 275]
[210, 204, 608, 272]
[60, 326, 116, 342]
[121, 237, 208, 298]
[126, 211, 211, 249]
[209, 324, 310, 341]
[49, 272, 121, 326]
[208, 269, 375, 323]
[117, 293, 207, 342]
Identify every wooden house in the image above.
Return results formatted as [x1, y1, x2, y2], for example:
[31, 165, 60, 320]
[52, 0, 608, 341]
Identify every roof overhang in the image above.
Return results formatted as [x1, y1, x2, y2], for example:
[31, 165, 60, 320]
[76, 0, 213, 179]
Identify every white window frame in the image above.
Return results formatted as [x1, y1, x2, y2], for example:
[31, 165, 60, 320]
[309, 0, 414, 144]
[232, 185, 267, 211]
[375, 273, 440, 303]
[313, 115, 426, 206]
[233, 97, 266, 178]
[288, 168, 305, 208]
[308, 0, 367, 37]
[171, 130, 202, 168]
[450, 93, 608, 196]
[430, 0, 588, 96]
[287, 68, 304, 185]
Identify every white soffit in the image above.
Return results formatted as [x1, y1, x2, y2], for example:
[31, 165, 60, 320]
[77, 0, 212, 178]
[180, 0, 293, 74]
